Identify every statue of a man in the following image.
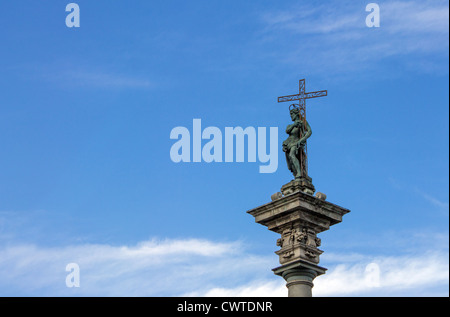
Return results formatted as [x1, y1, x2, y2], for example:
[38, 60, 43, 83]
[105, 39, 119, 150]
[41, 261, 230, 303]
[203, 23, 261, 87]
[282, 105, 312, 179]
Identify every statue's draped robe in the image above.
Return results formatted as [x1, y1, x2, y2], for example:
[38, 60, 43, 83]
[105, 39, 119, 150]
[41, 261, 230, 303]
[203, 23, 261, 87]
[283, 120, 310, 179]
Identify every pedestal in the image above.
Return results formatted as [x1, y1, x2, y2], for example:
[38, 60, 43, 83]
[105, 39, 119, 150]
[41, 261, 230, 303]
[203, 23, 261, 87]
[247, 180, 350, 297]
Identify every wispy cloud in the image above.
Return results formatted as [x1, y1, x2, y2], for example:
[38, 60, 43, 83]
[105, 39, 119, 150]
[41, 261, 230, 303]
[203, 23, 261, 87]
[11, 62, 154, 90]
[414, 188, 450, 210]
[188, 250, 449, 297]
[387, 177, 449, 212]
[0, 235, 447, 296]
[259, 0, 449, 75]
[382, 1, 449, 34]
[0, 210, 447, 296]
[0, 238, 273, 296]
[316, 251, 449, 296]
[262, 1, 449, 36]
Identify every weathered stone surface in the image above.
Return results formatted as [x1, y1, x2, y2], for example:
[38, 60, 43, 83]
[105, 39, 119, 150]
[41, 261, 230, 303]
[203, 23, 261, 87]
[270, 192, 283, 201]
[247, 189, 349, 233]
[247, 181, 350, 297]
[280, 178, 315, 196]
[315, 192, 327, 200]
[272, 260, 327, 297]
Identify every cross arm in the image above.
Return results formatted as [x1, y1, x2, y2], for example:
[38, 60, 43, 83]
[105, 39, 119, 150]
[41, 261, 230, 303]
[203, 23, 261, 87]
[277, 90, 327, 103]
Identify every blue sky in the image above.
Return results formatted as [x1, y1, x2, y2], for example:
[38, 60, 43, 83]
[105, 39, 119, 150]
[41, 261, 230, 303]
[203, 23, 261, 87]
[0, 0, 448, 296]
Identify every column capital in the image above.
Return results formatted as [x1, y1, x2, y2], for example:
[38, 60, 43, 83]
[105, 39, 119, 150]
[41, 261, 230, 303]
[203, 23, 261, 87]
[247, 180, 350, 297]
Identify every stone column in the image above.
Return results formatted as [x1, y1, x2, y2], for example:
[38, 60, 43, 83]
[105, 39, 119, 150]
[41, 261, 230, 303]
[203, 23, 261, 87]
[284, 269, 316, 297]
[273, 260, 326, 297]
[247, 179, 350, 297]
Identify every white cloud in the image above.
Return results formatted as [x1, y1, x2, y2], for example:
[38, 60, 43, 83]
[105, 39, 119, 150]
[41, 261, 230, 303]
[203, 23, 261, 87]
[261, 2, 360, 35]
[188, 250, 449, 297]
[187, 280, 286, 297]
[0, 238, 274, 296]
[262, 1, 449, 36]
[0, 235, 448, 296]
[259, 0, 449, 75]
[315, 251, 449, 296]
[382, 1, 449, 34]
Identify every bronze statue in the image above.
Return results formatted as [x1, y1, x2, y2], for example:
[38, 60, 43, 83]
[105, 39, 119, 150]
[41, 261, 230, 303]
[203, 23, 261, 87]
[278, 79, 327, 193]
[282, 104, 311, 180]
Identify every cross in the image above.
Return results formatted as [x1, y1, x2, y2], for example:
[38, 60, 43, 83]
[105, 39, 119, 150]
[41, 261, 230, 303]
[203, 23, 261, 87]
[278, 79, 327, 179]
[277, 79, 327, 121]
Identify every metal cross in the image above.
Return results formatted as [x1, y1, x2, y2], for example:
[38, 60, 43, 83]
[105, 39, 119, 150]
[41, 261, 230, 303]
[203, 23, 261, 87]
[277, 79, 327, 122]
[278, 79, 327, 178]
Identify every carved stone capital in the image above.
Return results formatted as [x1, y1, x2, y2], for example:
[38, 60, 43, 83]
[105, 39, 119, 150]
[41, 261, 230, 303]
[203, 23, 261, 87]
[247, 180, 350, 297]
[275, 225, 324, 265]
